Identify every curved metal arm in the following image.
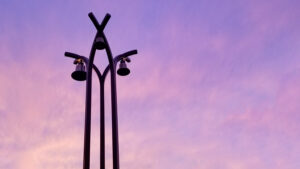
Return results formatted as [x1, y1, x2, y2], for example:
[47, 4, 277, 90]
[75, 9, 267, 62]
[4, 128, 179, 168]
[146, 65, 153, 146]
[88, 13, 111, 32]
[64, 52, 102, 77]
[102, 49, 138, 80]
[88, 13, 100, 30]
[113, 50, 138, 64]
[65, 52, 89, 64]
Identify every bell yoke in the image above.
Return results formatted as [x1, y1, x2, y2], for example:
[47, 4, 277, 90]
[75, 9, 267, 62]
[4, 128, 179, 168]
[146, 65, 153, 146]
[64, 12, 138, 169]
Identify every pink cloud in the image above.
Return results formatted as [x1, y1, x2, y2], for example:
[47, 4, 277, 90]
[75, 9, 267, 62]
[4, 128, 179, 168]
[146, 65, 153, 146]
[1, 0, 300, 169]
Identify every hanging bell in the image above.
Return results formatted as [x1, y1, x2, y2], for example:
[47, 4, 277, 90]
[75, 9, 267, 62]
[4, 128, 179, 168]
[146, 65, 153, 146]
[71, 61, 87, 81]
[117, 60, 130, 76]
[95, 36, 106, 50]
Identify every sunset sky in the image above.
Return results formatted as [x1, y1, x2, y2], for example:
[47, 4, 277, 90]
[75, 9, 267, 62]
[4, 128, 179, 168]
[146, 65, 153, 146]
[0, 0, 300, 169]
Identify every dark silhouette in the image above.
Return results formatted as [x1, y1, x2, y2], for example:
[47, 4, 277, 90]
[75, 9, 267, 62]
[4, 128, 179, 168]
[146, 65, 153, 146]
[64, 12, 138, 169]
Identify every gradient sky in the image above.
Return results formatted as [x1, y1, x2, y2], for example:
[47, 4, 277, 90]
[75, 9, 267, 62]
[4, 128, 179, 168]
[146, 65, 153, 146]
[1, 0, 300, 169]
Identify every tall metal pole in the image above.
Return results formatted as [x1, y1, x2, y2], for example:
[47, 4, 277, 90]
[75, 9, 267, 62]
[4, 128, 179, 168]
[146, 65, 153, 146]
[83, 41, 97, 169]
[102, 32, 120, 169]
[65, 12, 137, 169]
[100, 79, 105, 169]
[91, 65, 105, 169]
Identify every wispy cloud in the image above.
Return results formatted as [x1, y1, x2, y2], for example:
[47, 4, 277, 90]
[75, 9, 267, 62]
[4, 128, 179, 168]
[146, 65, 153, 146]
[1, 0, 300, 169]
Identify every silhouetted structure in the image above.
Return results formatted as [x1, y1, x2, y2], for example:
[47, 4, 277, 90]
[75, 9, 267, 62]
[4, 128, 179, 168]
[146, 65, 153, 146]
[64, 12, 138, 169]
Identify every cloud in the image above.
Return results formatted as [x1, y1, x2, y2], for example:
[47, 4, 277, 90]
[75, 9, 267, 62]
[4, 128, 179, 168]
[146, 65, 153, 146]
[1, 0, 300, 169]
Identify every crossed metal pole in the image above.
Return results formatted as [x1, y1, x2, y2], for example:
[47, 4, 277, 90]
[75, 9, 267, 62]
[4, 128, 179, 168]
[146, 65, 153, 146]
[64, 12, 138, 169]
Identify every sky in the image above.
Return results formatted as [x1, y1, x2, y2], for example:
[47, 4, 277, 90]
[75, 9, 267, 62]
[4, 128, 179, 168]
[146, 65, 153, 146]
[0, 0, 300, 169]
